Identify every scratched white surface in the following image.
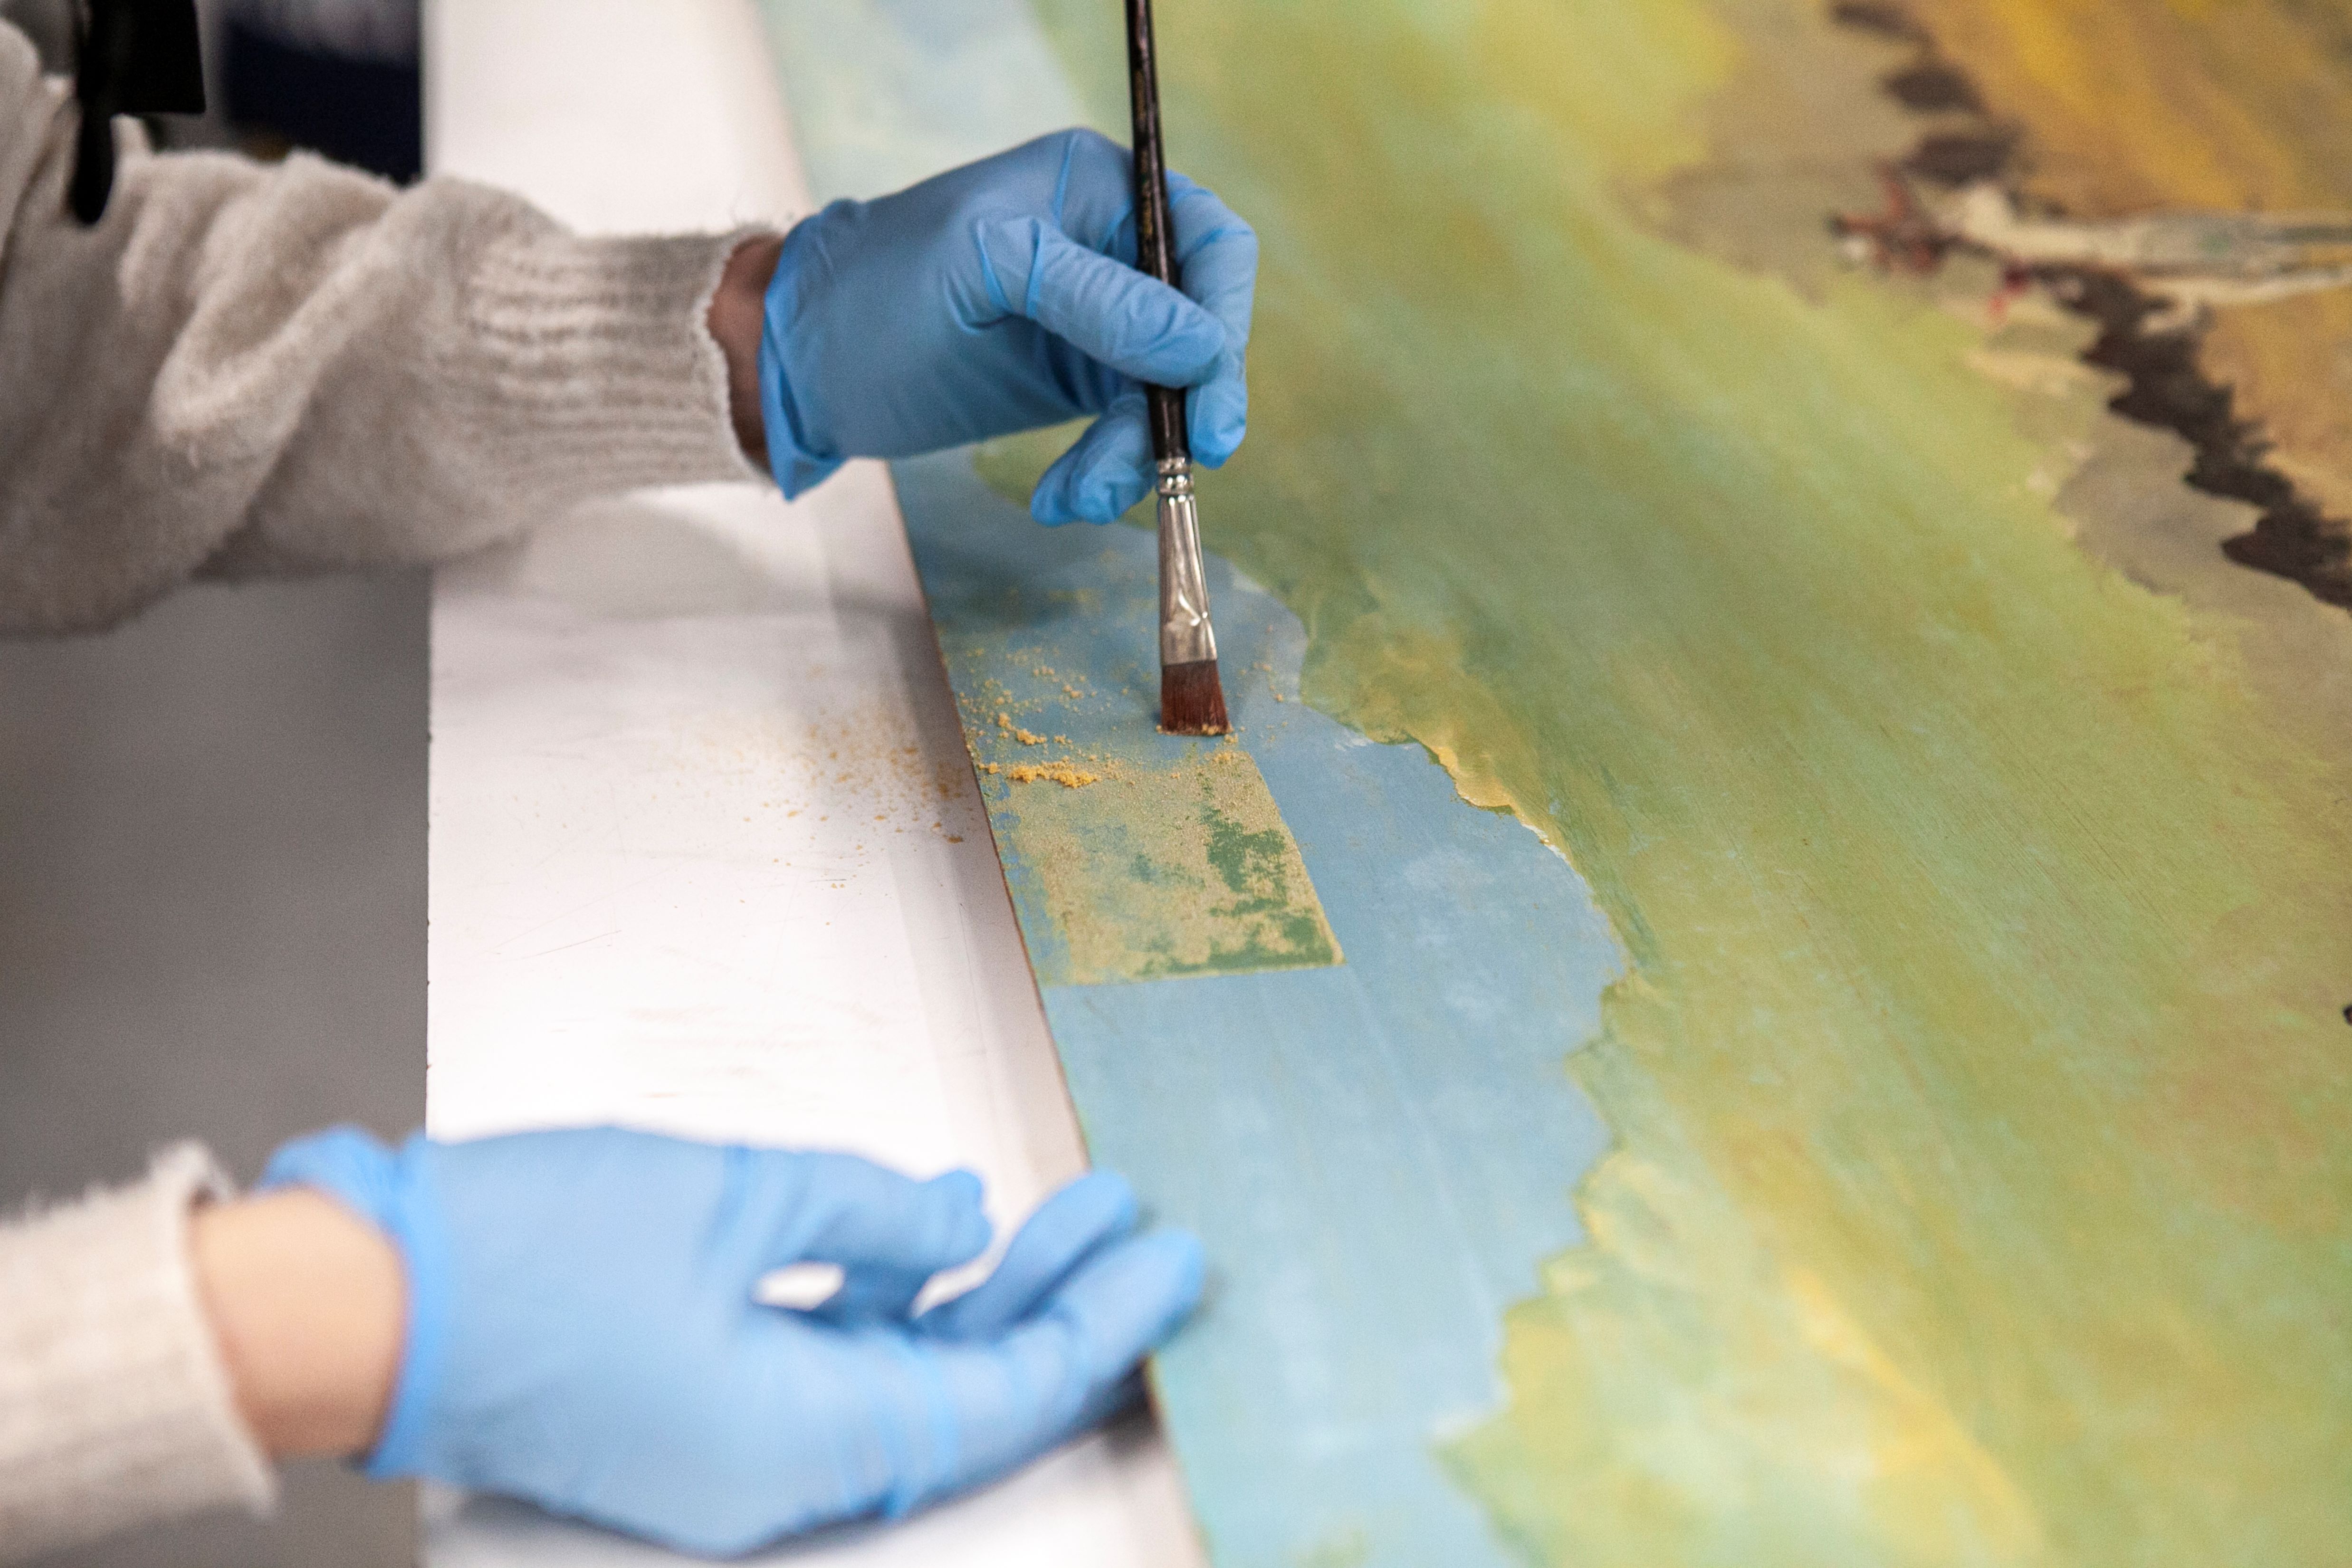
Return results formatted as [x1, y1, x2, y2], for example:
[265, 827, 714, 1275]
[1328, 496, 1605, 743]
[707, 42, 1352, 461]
[423, 3, 1204, 1562]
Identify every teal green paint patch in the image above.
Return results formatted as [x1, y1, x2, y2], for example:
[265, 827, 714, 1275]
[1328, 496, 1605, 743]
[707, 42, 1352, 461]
[1295, 1530, 1372, 1568]
[930, 522, 1340, 987]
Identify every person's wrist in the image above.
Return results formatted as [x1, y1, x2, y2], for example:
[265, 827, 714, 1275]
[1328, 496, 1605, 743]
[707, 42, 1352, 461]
[709, 234, 785, 461]
[191, 1189, 406, 1460]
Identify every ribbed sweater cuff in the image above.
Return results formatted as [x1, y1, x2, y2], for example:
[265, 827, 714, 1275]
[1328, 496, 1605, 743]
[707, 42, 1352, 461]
[0, 1145, 275, 1561]
[459, 226, 769, 496]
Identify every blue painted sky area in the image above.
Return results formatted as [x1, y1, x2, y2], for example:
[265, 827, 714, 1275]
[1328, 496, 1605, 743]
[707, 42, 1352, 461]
[761, 8, 1625, 1565]
[894, 458, 1617, 1568]
[762, 0, 1088, 198]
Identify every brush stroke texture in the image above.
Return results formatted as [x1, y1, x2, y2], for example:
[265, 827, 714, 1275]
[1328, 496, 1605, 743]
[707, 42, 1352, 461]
[1013, 0, 2352, 1560]
[769, 1, 2352, 1563]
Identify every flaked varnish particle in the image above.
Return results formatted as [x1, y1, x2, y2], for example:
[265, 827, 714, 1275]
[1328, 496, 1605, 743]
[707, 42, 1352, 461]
[1006, 762, 1102, 789]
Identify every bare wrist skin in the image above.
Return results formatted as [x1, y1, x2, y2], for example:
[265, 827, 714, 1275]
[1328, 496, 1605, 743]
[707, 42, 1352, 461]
[191, 1189, 405, 1460]
[709, 234, 785, 461]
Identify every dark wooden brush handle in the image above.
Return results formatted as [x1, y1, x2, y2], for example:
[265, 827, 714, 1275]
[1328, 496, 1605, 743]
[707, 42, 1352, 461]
[1124, 0, 1189, 467]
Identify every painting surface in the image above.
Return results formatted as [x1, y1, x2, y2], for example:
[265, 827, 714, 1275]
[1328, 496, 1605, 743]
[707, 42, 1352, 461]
[919, 507, 1342, 986]
[762, 3, 2352, 1565]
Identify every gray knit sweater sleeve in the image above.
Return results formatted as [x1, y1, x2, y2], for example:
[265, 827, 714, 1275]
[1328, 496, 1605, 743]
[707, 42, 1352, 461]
[0, 21, 763, 635]
[0, 1147, 274, 1560]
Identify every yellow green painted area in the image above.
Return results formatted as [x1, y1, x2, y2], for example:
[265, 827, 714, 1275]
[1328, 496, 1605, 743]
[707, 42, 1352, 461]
[1010, 0, 2352, 1561]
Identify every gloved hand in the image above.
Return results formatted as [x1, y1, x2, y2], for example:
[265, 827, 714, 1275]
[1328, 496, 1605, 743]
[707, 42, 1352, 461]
[759, 128, 1258, 524]
[262, 1126, 1203, 1556]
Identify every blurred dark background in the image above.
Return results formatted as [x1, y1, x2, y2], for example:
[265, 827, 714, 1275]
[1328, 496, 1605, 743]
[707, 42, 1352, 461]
[2, 1, 425, 1563]
[3, 0, 419, 177]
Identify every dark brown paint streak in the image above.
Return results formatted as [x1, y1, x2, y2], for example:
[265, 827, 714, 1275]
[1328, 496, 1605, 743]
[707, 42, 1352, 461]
[2064, 272, 2352, 610]
[1828, 2, 2352, 616]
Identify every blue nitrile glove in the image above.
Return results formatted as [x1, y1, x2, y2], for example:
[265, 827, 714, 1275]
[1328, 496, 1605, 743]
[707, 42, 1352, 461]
[261, 1126, 1203, 1557]
[758, 127, 1258, 524]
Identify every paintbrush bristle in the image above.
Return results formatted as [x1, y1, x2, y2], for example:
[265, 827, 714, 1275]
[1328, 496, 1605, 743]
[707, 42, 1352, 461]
[1160, 658, 1231, 736]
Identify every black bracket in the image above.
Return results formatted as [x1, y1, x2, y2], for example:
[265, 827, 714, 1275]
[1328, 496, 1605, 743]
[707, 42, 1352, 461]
[70, 0, 205, 224]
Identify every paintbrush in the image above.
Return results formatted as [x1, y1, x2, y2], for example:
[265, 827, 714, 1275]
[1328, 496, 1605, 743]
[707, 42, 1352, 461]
[1125, 0, 1231, 736]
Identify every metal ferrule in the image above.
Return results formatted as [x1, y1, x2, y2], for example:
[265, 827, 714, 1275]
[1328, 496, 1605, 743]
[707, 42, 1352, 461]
[1157, 458, 1217, 665]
